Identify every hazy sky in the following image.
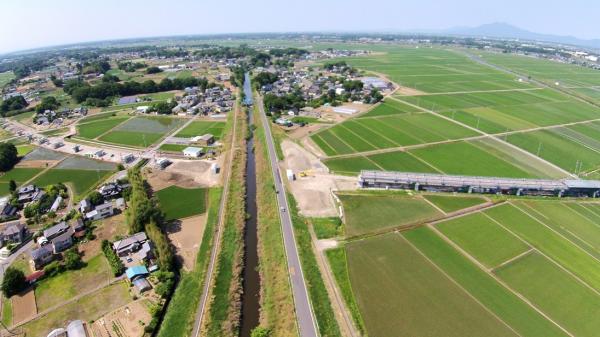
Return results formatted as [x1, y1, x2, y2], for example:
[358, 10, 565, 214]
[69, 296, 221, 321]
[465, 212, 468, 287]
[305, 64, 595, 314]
[1, 0, 598, 54]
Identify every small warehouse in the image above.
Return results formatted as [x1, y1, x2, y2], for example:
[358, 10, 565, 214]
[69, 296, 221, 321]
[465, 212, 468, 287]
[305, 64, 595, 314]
[183, 146, 204, 158]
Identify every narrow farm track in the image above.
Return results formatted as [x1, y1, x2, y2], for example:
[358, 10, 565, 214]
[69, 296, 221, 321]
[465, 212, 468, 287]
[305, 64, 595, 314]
[399, 87, 544, 96]
[191, 95, 240, 337]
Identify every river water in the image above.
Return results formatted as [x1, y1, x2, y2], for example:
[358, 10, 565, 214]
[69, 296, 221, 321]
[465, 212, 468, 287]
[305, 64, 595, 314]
[240, 72, 260, 337]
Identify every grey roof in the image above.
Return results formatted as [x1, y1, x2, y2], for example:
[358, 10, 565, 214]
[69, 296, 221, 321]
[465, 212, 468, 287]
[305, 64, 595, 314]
[3, 222, 24, 236]
[113, 232, 147, 251]
[43, 222, 70, 239]
[30, 245, 53, 260]
[51, 230, 73, 245]
[95, 202, 113, 211]
[564, 180, 600, 189]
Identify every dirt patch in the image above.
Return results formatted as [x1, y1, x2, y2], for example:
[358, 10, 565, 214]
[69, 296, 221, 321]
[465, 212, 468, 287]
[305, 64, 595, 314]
[165, 214, 206, 271]
[15, 160, 58, 169]
[145, 158, 221, 191]
[281, 140, 358, 217]
[12, 289, 37, 325]
[91, 300, 152, 337]
[287, 123, 328, 140]
[80, 213, 128, 261]
[396, 86, 427, 96]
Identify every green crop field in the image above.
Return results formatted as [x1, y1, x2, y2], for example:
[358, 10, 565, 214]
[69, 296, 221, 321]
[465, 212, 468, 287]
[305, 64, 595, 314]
[357, 99, 420, 118]
[0, 168, 43, 183]
[77, 116, 131, 139]
[334, 193, 600, 337]
[505, 128, 600, 173]
[156, 186, 207, 220]
[175, 121, 226, 138]
[312, 112, 477, 155]
[95, 116, 184, 147]
[0, 71, 15, 88]
[423, 194, 487, 213]
[346, 233, 520, 337]
[159, 143, 189, 152]
[339, 193, 441, 237]
[33, 168, 112, 196]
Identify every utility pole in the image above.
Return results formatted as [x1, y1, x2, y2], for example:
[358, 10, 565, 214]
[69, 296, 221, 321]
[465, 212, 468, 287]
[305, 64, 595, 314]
[536, 142, 542, 157]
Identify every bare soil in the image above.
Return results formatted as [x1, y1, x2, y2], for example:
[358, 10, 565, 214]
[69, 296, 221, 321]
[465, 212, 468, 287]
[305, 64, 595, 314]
[15, 160, 58, 169]
[396, 86, 427, 96]
[12, 289, 37, 325]
[90, 300, 152, 337]
[145, 158, 221, 191]
[165, 214, 207, 271]
[281, 140, 357, 217]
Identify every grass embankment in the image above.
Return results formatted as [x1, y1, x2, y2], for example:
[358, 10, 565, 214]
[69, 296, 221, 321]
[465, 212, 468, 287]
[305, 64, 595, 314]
[325, 247, 366, 335]
[288, 195, 342, 337]
[254, 105, 297, 336]
[157, 188, 223, 337]
[202, 105, 247, 337]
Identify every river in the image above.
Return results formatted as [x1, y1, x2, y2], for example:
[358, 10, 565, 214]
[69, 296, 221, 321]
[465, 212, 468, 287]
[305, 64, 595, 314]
[240, 72, 260, 337]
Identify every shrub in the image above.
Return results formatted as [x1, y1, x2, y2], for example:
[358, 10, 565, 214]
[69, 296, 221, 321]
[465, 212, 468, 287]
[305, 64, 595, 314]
[101, 240, 124, 276]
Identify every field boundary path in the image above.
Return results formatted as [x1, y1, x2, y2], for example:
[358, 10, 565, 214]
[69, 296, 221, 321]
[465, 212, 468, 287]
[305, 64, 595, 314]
[309, 226, 360, 337]
[257, 94, 319, 337]
[191, 92, 240, 337]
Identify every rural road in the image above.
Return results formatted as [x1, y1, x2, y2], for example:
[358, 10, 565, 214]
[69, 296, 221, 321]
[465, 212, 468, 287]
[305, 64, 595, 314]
[256, 94, 319, 337]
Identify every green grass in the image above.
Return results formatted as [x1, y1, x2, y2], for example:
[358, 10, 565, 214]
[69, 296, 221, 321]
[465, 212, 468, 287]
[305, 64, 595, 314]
[22, 283, 130, 337]
[403, 226, 569, 337]
[0, 168, 43, 182]
[346, 233, 518, 337]
[358, 99, 420, 118]
[495, 251, 600, 337]
[436, 212, 530, 268]
[156, 186, 207, 220]
[311, 217, 343, 239]
[77, 116, 131, 139]
[32, 168, 112, 196]
[0, 71, 15, 88]
[175, 121, 225, 139]
[158, 144, 189, 152]
[339, 193, 442, 237]
[34, 255, 111, 312]
[98, 130, 163, 147]
[325, 247, 365, 334]
[423, 194, 487, 213]
[158, 188, 222, 337]
[2, 296, 12, 328]
[323, 156, 380, 175]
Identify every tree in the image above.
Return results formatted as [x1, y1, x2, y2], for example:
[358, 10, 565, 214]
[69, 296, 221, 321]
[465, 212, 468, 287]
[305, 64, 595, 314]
[87, 191, 104, 206]
[146, 66, 163, 74]
[0, 96, 28, 114]
[64, 248, 83, 270]
[0, 143, 18, 172]
[35, 96, 60, 113]
[8, 180, 16, 193]
[1, 267, 27, 297]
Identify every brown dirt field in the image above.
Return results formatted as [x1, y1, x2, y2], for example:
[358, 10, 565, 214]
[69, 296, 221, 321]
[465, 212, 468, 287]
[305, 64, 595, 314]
[80, 213, 128, 261]
[165, 214, 207, 271]
[287, 123, 328, 140]
[15, 160, 57, 169]
[281, 140, 357, 217]
[396, 86, 427, 96]
[12, 289, 37, 325]
[90, 300, 152, 337]
[145, 159, 221, 191]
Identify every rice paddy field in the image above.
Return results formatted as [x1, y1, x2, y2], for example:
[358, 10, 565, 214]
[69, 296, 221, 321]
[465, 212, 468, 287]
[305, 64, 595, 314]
[331, 194, 600, 337]
[77, 115, 185, 147]
[175, 121, 226, 138]
[32, 168, 113, 196]
[311, 47, 600, 179]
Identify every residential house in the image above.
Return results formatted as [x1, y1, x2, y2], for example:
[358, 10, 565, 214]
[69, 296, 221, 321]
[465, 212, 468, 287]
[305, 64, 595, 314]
[98, 182, 122, 198]
[112, 232, 153, 264]
[0, 221, 27, 247]
[30, 245, 54, 270]
[51, 230, 73, 253]
[43, 221, 70, 241]
[85, 202, 114, 221]
[192, 134, 215, 146]
[17, 185, 44, 204]
[79, 199, 91, 213]
[0, 197, 17, 219]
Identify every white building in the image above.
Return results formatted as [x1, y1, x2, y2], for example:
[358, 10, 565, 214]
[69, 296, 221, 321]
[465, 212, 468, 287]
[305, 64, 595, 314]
[182, 147, 203, 158]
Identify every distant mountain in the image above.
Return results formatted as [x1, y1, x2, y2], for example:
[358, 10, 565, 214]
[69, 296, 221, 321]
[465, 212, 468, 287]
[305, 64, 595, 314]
[442, 22, 600, 50]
